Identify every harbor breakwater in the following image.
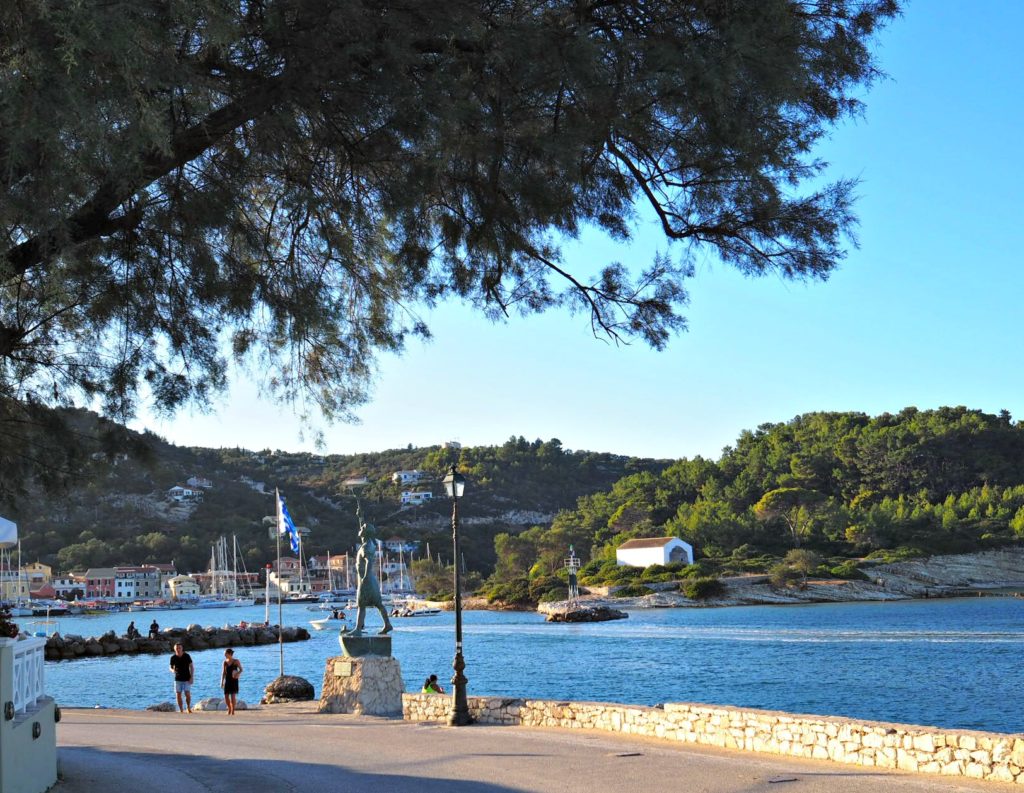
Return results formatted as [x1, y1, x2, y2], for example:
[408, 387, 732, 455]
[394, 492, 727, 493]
[43, 624, 310, 661]
[404, 694, 1024, 784]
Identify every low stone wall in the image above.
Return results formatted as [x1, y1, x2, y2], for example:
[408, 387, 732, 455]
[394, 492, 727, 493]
[403, 694, 1024, 784]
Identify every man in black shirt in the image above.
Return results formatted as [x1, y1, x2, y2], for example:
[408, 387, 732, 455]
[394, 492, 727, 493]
[169, 642, 194, 713]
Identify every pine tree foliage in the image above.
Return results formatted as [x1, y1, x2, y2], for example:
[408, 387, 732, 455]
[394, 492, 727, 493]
[0, 1, 898, 493]
[492, 407, 1024, 584]
[1, 2, 897, 414]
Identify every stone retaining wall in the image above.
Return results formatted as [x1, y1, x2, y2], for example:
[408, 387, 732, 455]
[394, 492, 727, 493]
[402, 694, 1024, 784]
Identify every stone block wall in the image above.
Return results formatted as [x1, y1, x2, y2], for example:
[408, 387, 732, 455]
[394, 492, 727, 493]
[402, 694, 1024, 784]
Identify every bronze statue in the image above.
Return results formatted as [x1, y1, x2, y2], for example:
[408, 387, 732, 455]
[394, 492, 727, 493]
[343, 512, 393, 636]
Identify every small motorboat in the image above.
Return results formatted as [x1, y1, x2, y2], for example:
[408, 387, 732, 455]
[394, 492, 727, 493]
[310, 611, 348, 631]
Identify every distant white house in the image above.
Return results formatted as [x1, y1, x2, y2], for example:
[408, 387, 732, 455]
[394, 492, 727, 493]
[392, 470, 426, 485]
[616, 537, 693, 568]
[443, 441, 462, 450]
[400, 491, 433, 506]
[383, 537, 420, 554]
[186, 476, 213, 489]
[167, 484, 203, 502]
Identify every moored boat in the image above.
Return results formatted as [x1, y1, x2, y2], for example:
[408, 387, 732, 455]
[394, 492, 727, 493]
[310, 610, 348, 631]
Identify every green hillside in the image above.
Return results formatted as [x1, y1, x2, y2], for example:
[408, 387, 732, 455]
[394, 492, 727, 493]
[8, 415, 665, 575]
[488, 406, 1024, 598]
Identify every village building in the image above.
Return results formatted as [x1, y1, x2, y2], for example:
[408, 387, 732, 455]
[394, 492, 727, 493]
[50, 576, 86, 601]
[392, 470, 426, 484]
[382, 536, 419, 554]
[22, 561, 52, 588]
[83, 567, 117, 598]
[0, 563, 29, 602]
[166, 575, 201, 600]
[615, 537, 694, 568]
[114, 566, 164, 601]
[400, 491, 433, 506]
[167, 484, 203, 502]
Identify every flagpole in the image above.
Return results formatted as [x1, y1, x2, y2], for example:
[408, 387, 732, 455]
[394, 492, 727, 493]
[276, 488, 284, 677]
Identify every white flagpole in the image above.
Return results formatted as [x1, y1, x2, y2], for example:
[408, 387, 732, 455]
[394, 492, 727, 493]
[276, 488, 284, 676]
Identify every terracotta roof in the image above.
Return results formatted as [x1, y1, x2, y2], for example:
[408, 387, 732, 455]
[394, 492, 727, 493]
[617, 537, 683, 550]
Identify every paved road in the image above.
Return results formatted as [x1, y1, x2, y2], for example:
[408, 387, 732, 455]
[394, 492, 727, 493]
[56, 706, 1014, 793]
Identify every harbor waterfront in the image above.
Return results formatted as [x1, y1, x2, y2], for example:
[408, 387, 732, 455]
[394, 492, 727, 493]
[41, 596, 1024, 734]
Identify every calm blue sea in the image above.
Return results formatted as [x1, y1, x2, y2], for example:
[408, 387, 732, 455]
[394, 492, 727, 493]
[41, 597, 1024, 733]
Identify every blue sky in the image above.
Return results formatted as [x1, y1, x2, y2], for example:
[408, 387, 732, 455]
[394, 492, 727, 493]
[136, 2, 1024, 461]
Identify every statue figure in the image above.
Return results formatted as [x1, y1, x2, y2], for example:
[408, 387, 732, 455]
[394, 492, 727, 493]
[343, 510, 393, 636]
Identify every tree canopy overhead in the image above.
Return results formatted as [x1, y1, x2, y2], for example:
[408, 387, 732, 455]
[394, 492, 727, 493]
[1, 1, 898, 435]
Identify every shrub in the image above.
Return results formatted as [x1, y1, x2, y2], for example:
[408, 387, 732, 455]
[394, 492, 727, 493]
[611, 583, 653, 598]
[681, 577, 724, 600]
[829, 560, 869, 580]
[485, 577, 532, 606]
[537, 586, 569, 603]
[578, 559, 606, 580]
[605, 565, 639, 583]
[529, 575, 565, 602]
[679, 559, 722, 579]
[640, 564, 670, 581]
[768, 563, 803, 589]
[864, 546, 926, 564]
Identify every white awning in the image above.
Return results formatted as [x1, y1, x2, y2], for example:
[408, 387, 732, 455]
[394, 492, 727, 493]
[0, 515, 17, 547]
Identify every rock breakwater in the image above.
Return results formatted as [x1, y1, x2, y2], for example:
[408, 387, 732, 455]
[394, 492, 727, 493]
[44, 623, 310, 661]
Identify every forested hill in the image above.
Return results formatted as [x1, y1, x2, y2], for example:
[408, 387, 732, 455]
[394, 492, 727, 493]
[10, 414, 665, 575]
[492, 407, 1024, 583]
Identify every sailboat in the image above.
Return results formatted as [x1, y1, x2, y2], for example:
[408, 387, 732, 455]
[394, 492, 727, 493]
[2, 540, 32, 616]
[188, 537, 251, 608]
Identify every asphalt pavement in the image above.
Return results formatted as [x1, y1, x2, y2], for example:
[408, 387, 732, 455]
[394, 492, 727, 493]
[55, 704, 1015, 793]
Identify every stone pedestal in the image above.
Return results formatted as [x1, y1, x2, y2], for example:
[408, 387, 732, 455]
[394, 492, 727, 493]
[318, 655, 403, 716]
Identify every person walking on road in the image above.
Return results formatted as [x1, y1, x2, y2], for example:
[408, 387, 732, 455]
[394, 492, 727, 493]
[220, 648, 243, 715]
[169, 642, 194, 713]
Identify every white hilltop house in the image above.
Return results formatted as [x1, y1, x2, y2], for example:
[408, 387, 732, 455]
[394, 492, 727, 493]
[167, 484, 203, 502]
[616, 537, 694, 568]
[400, 491, 433, 506]
[392, 470, 426, 485]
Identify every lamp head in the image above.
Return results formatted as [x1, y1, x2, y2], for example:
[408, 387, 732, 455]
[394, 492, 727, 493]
[442, 465, 466, 499]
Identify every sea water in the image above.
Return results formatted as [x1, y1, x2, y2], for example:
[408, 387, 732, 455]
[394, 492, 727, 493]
[41, 596, 1024, 733]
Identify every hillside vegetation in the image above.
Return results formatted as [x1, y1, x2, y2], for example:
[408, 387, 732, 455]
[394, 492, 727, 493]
[488, 406, 1024, 602]
[9, 414, 664, 575]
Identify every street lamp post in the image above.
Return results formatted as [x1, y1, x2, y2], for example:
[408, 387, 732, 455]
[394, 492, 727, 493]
[442, 464, 471, 726]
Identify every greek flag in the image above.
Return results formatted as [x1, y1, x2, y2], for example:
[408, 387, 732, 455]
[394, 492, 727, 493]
[277, 492, 300, 555]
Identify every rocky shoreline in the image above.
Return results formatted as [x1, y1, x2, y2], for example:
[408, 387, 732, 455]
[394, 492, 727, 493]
[538, 548, 1024, 614]
[44, 623, 311, 661]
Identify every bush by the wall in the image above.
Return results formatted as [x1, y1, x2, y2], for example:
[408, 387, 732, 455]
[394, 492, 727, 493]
[681, 577, 724, 600]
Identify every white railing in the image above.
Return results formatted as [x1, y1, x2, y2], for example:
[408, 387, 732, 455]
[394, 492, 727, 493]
[11, 636, 46, 714]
